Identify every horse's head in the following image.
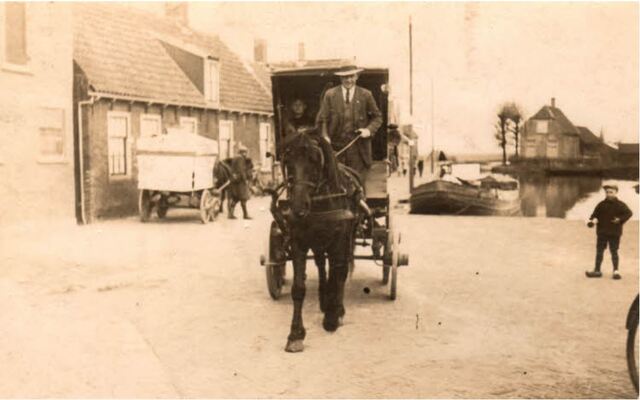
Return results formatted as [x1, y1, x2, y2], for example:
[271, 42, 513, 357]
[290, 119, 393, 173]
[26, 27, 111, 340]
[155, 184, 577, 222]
[282, 128, 327, 219]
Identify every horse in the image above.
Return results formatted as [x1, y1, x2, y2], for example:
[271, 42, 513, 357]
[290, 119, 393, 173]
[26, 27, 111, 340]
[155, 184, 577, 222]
[213, 158, 233, 214]
[275, 128, 364, 353]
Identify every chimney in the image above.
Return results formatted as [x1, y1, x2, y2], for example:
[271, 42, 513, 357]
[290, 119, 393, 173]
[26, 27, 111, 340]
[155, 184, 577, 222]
[165, 3, 188, 26]
[297, 42, 305, 62]
[254, 39, 267, 64]
[551, 97, 556, 108]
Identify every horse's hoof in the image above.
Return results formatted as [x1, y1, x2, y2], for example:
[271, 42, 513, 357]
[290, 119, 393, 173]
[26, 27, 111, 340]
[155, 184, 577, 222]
[323, 315, 339, 332]
[285, 340, 304, 353]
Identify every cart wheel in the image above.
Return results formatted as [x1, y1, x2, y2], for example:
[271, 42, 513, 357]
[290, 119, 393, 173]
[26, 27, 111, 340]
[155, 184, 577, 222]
[199, 190, 216, 224]
[389, 230, 399, 300]
[382, 207, 392, 285]
[627, 298, 639, 393]
[139, 190, 152, 222]
[266, 221, 286, 300]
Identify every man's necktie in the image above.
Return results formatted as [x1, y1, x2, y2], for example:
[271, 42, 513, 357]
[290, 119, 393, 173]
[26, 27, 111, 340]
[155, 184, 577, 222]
[345, 88, 350, 104]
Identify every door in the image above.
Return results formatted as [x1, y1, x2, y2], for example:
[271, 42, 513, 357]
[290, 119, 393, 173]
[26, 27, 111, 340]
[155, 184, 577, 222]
[219, 120, 234, 160]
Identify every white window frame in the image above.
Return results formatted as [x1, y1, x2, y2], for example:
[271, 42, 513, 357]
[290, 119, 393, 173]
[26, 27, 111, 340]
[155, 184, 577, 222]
[535, 120, 549, 134]
[37, 107, 66, 164]
[107, 111, 132, 180]
[204, 58, 221, 105]
[0, 3, 31, 74]
[140, 113, 162, 138]
[179, 116, 198, 135]
[218, 120, 234, 159]
[259, 122, 272, 172]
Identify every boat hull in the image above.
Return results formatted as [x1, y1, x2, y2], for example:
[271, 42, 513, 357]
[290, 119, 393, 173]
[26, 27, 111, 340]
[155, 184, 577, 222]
[410, 180, 522, 216]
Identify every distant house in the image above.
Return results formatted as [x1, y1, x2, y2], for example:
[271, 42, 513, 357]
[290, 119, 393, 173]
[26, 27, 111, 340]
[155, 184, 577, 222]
[0, 3, 75, 223]
[617, 143, 639, 167]
[575, 126, 617, 164]
[73, 3, 274, 222]
[521, 98, 581, 160]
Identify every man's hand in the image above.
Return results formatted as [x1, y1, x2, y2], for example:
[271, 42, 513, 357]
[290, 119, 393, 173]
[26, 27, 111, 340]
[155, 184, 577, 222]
[612, 217, 621, 224]
[358, 128, 371, 138]
[587, 218, 597, 228]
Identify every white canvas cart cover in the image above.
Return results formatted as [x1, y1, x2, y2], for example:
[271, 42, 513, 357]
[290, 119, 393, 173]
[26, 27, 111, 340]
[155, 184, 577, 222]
[136, 130, 219, 192]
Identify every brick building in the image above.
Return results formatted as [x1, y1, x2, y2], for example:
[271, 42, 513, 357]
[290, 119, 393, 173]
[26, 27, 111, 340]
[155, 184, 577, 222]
[73, 3, 274, 222]
[0, 3, 75, 223]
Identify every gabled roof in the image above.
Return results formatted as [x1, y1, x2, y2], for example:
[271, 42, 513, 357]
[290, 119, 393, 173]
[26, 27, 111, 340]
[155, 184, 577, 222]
[73, 3, 272, 114]
[618, 143, 639, 154]
[530, 105, 579, 136]
[576, 126, 602, 145]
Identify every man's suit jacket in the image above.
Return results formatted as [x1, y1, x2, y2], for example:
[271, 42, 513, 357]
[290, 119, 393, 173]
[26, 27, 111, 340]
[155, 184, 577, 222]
[317, 85, 383, 168]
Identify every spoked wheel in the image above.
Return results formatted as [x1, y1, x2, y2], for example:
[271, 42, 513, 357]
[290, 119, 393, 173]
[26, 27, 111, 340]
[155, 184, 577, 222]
[382, 206, 392, 285]
[265, 221, 286, 300]
[627, 296, 639, 393]
[389, 230, 400, 300]
[199, 189, 217, 224]
[139, 190, 152, 222]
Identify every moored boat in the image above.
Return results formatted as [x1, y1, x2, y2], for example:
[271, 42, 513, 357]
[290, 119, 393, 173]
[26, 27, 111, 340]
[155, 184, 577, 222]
[410, 175, 522, 216]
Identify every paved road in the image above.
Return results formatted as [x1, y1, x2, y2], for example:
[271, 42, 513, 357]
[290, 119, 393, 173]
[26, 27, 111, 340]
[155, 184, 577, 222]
[0, 184, 637, 397]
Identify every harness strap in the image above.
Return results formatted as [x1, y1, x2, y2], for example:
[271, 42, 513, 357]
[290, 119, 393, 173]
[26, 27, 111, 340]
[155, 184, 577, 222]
[335, 133, 362, 157]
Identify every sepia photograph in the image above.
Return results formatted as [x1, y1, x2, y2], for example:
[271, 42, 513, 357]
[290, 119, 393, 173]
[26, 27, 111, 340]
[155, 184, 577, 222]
[0, 1, 638, 398]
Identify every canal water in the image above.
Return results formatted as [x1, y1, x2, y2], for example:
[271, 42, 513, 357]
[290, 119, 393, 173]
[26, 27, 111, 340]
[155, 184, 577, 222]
[519, 176, 639, 220]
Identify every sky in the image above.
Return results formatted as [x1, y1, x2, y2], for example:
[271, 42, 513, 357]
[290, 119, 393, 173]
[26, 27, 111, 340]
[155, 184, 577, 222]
[140, 2, 639, 155]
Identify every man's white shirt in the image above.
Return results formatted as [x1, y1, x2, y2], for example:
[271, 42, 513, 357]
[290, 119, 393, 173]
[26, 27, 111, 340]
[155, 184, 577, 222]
[341, 86, 355, 103]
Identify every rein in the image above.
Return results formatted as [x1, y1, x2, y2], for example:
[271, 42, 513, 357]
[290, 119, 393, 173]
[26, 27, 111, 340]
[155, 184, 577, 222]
[335, 133, 362, 157]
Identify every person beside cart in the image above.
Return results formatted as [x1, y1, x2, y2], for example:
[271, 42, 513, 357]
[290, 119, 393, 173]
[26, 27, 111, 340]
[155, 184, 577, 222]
[316, 65, 383, 180]
[585, 182, 633, 279]
[228, 144, 253, 220]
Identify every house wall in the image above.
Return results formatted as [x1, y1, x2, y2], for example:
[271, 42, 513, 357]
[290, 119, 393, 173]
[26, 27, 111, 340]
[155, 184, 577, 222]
[80, 98, 274, 221]
[0, 3, 74, 223]
[522, 119, 580, 160]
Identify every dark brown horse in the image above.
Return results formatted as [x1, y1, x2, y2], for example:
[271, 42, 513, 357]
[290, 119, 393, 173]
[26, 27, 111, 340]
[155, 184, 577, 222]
[276, 129, 363, 353]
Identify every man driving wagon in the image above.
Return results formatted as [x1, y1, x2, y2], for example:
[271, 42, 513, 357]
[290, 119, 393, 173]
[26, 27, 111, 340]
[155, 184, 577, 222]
[316, 65, 383, 185]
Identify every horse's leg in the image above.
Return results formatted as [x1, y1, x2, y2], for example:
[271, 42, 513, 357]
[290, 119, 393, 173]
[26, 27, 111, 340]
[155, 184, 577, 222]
[323, 245, 348, 332]
[314, 252, 328, 312]
[285, 246, 307, 353]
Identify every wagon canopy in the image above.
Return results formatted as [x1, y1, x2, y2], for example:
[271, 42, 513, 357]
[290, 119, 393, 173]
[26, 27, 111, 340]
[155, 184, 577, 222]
[270, 64, 390, 161]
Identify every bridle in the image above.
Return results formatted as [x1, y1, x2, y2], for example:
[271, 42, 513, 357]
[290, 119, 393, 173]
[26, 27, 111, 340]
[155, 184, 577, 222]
[282, 133, 347, 203]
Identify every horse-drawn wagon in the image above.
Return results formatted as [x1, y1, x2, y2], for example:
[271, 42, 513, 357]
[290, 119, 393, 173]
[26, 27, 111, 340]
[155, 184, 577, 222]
[259, 64, 409, 300]
[259, 64, 410, 351]
[136, 128, 221, 223]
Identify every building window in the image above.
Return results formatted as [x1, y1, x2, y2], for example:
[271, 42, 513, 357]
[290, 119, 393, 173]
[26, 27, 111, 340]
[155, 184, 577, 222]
[535, 120, 548, 134]
[219, 120, 234, 159]
[107, 112, 130, 177]
[179, 116, 197, 134]
[140, 114, 162, 137]
[3, 2, 28, 66]
[259, 122, 272, 171]
[38, 108, 65, 162]
[204, 58, 220, 103]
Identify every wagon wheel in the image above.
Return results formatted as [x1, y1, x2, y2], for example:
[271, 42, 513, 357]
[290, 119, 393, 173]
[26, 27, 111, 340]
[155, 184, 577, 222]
[139, 190, 152, 222]
[627, 297, 639, 393]
[265, 221, 286, 300]
[389, 230, 400, 301]
[382, 207, 392, 285]
[199, 189, 217, 224]
[157, 195, 169, 219]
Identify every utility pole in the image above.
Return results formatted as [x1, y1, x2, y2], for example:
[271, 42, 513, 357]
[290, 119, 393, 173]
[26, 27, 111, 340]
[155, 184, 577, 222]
[430, 77, 435, 174]
[408, 15, 415, 192]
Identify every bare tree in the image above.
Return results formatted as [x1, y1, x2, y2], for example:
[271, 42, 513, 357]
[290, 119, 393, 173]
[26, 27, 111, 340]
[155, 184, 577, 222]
[497, 105, 511, 165]
[495, 102, 523, 164]
[507, 103, 523, 158]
